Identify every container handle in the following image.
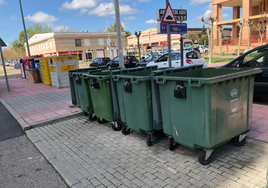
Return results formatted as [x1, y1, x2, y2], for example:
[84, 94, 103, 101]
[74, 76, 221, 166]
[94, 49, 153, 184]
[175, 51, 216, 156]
[188, 79, 202, 87]
[113, 75, 119, 81]
[155, 76, 166, 84]
[131, 77, 139, 83]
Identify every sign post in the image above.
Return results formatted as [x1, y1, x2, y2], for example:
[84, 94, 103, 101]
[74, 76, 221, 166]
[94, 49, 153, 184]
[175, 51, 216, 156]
[161, 1, 177, 68]
[0, 38, 10, 92]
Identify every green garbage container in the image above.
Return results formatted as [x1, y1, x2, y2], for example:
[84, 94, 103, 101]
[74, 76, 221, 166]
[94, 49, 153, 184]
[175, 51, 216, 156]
[69, 67, 98, 109]
[84, 66, 157, 131]
[112, 65, 201, 146]
[154, 68, 262, 165]
[69, 66, 109, 118]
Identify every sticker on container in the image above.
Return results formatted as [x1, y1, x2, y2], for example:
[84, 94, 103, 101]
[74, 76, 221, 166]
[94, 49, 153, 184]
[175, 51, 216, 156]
[230, 89, 238, 113]
[49, 66, 56, 72]
[53, 56, 78, 62]
[60, 65, 77, 72]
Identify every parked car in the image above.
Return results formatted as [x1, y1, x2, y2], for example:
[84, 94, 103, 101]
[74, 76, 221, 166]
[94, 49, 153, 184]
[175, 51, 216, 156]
[9, 62, 15, 66]
[14, 62, 20, 69]
[146, 50, 207, 68]
[107, 56, 139, 68]
[137, 54, 161, 67]
[195, 45, 209, 54]
[90, 57, 111, 67]
[5, 62, 9, 66]
[221, 44, 268, 97]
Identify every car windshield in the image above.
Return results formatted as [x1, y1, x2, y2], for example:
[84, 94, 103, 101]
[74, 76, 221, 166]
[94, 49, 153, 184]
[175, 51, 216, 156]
[152, 55, 160, 61]
[144, 56, 153, 62]
[113, 57, 119, 61]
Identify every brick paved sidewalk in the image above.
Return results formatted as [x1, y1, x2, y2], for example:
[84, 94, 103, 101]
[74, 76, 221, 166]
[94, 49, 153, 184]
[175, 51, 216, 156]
[0, 78, 81, 125]
[26, 116, 267, 188]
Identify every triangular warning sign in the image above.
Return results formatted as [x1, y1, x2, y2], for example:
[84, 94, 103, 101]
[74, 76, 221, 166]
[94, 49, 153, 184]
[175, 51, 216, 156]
[161, 2, 177, 23]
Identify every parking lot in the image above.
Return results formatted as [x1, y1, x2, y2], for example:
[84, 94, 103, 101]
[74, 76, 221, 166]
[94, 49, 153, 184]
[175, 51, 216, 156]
[26, 116, 267, 188]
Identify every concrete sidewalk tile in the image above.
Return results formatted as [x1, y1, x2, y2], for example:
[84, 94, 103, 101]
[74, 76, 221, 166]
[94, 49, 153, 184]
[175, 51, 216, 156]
[251, 123, 268, 133]
[254, 119, 268, 126]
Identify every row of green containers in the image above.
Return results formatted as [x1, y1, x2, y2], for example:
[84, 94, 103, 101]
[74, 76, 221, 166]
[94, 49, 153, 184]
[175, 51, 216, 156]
[69, 65, 261, 165]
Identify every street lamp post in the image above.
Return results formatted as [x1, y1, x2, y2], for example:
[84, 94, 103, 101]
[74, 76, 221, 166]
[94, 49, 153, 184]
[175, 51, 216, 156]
[19, 0, 30, 57]
[135, 31, 142, 61]
[106, 7, 111, 58]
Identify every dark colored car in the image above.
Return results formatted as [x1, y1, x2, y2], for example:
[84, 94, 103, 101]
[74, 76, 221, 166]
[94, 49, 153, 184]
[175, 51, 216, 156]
[107, 56, 139, 68]
[222, 44, 268, 97]
[90, 57, 111, 67]
[137, 54, 161, 67]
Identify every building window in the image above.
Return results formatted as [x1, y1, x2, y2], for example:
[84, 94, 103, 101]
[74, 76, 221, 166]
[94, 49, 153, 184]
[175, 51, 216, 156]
[49, 41, 52, 49]
[78, 54, 82, 60]
[86, 51, 92, 61]
[36, 45, 38, 51]
[98, 38, 104, 45]
[84, 39, 90, 46]
[46, 43, 48, 50]
[43, 43, 45, 50]
[264, 2, 266, 12]
[75, 39, 82, 47]
[39, 44, 41, 51]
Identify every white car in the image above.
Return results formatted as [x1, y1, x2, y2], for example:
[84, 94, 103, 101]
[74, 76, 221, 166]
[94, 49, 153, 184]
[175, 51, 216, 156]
[146, 51, 207, 68]
[195, 45, 209, 54]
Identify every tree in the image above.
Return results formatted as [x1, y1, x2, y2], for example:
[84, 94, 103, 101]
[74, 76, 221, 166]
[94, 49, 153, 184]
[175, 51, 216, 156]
[201, 16, 216, 64]
[11, 23, 53, 53]
[217, 26, 224, 54]
[245, 19, 253, 51]
[60, 27, 78, 32]
[184, 32, 199, 50]
[198, 24, 208, 45]
[237, 20, 246, 56]
[254, 22, 267, 46]
[99, 22, 131, 37]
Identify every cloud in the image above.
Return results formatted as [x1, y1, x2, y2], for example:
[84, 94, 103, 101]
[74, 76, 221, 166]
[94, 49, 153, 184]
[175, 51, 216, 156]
[0, 0, 5, 5]
[88, 2, 138, 17]
[139, 0, 151, 2]
[133, 2, 137, 7]
[203, 3, 212, 10]
[189, 0, 211, 5]
[192, 10, 212, 22]
[61, 0, 97, 13]
[121, 22, 128, 29]
[10, 14, 16, 20]
[124, 16, 136, 20]
[222, 14, 229, 18]
[25, 11, 58, 23]
[145, 19, 157, 24]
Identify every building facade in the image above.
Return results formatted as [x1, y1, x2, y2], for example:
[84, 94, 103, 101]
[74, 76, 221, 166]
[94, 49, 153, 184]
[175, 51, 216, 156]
[127, 28, 231, 54]
[212, 0, 268, 53]
[27, 32, 127, 62]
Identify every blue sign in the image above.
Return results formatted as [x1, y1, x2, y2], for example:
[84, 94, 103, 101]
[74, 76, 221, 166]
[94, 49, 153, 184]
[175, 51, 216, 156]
[159, 23, 187, 34]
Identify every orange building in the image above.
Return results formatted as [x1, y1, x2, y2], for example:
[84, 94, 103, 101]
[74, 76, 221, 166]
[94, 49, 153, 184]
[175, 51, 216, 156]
[212, 0, 268, 53]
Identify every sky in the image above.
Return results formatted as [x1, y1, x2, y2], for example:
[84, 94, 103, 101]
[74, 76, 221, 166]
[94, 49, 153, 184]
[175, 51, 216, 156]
[0, 0, 233, 47]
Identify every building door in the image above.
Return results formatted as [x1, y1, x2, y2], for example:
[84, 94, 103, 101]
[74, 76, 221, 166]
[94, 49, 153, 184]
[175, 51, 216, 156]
[86, 51, 93, 62]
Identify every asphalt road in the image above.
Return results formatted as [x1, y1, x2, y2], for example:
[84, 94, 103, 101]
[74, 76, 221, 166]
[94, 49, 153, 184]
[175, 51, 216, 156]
[0, 102, 69, 188]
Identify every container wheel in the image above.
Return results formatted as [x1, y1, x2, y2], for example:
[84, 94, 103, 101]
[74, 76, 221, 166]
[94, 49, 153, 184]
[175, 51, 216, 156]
[89, 114, 96, 121]
[122, 125, 130, 135]
[112, 121, 122, 131]
[232, 136, 246, 146]
[168, 137, 174, 151]
[83, 111, 88, 116]
[198, 151, 212, 165]
[147, 134, 153, 147]
[97, 117, 106, 124]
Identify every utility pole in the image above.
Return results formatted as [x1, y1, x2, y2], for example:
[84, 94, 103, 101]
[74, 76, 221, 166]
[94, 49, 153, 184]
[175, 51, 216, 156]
[0, 38, 10, 92]
[114, 0, 124, 68]
[135, 31, 142, 61]
[180, 5, 184, 67]
[166, 0, 172, 68]
[19, 0, 30, 57]
[106, 7, 111, 58]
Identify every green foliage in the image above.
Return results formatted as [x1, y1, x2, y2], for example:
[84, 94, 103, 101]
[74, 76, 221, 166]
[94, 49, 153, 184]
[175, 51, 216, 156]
[99, 22, 131, 37]
[59, 27, 78, 32]
[198, 24, 208, 45]
[204, 57, 233, 63]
